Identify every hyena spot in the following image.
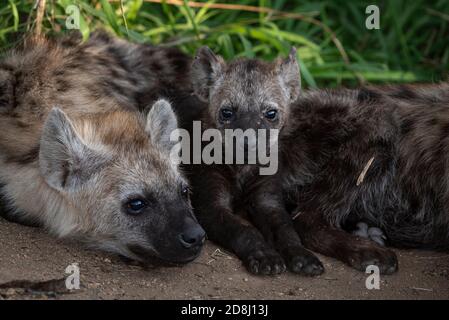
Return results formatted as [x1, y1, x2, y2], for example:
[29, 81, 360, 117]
[352, 222, 387, 246]
[244, 249, 286, 275]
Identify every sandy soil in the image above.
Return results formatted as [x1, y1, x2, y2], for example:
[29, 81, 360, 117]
[0, 217, 448, 300]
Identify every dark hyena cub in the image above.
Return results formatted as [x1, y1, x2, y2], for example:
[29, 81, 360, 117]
[0, 32, 205, 264]
[187, 47, 324, 275]
[191, 46, 449, 274]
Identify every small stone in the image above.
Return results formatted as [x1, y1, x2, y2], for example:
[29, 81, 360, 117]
[5, 288, 16, 296]
[87, 282, 101, 289]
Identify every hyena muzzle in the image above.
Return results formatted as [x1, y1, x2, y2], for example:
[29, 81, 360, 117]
[0, 33, 205, 264]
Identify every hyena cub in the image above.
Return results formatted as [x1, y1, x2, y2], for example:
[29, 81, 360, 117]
[0, 33, 205, 264]
[187, 47, 324, 275]
[191, 47, 449, 274]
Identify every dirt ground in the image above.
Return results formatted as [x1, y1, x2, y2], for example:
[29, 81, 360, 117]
[0, 217, 448, 300]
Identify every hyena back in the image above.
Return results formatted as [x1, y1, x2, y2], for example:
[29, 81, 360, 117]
[0, 32, 205, 264]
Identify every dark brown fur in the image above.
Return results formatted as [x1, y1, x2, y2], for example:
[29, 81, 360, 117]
[184, 48, 324, 275]
[185, 47, 449, 275]
[260, 84, 449, 273]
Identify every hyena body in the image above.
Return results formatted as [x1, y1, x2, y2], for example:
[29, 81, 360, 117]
[288, 85, 449, 272]
[189, 47, 448, 275]
[0, 32, 205, 264]
[186, 48, 324, 275]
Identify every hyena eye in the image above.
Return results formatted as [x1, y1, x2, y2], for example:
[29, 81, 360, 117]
[220, 108, 234, 121]
[264, 109, 278, 120]
[181, 186, 190, 199]
[125, 199, 148, 215]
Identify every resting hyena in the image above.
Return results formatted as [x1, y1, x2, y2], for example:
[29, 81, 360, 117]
[190, 46, 449, 274]
[185, 47, 324, 275]
[0, 32, 205, 264]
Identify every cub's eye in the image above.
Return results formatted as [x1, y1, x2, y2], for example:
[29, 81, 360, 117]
[220, 108, 234, 121]
[264, 109, 278, 120]
[181, 186, 190, 199]
[125, 199, 147, 215]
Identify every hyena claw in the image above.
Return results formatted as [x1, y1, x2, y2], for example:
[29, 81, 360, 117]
[244, 249, 286, 275]
[348, 245, 398, 275]
[287, 251, 324, 276]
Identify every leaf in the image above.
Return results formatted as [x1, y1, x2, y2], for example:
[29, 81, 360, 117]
[99, 0, 121, 35]
[8, 0, 18, 32]
[127, 0, 143, 21]
[238, 34, 254, 58]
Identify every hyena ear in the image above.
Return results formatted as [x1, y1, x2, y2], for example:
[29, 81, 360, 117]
[276, 47, 301, 102]
[145, 99, 178, 153]
[39, 108, 101, 191]
[191, 46, 225, 102]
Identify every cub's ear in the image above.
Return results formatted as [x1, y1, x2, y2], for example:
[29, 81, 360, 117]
[39, 108, 103, 192]
[276, 47, 301, 102]
[145, 99, 178, 153]
[191, 46, 225, 102]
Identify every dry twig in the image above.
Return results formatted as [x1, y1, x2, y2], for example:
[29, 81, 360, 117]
[34, 0, 47, 36]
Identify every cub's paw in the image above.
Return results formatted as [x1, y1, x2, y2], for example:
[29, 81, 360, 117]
[244, 249, 286, 275]
[286, 248, 324, 276]
[347, 245, 398, 275]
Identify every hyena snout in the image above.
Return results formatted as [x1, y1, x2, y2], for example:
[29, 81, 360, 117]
[179, 217, 206, 249]
[147, 204, 206, 264]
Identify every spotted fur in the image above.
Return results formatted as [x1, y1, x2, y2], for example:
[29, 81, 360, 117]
[186, 47, 449, 275]
[185, 47, 324, 276]
[0, 32, 204, 264]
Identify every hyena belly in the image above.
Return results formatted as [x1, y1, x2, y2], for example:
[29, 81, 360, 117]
[390, 87, 449, 249]
[0, 32, 205, 264]
[347, 84, 449, 249]
[285, 87, 449, 273]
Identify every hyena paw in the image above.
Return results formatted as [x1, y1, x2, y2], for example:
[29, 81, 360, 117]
[348, 245, 398, 275]
[286, 248, 324, 276]
[244, 249, 286, 275]
[352, 222, 387, 246]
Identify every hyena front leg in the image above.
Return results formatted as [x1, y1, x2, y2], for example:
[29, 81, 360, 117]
[190, 170, 285, 275]
[293, 212, 398, 274]
[248, 184, 324, 276]
[203, 212, 286, 275]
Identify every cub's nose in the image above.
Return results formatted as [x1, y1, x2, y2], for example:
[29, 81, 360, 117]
[179, 218, 206, 249]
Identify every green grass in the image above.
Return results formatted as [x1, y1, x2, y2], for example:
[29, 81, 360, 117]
[1, 0, 448, 87]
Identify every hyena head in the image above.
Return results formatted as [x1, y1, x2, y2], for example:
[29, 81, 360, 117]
[191, 46, 300, 142]
[39, 100, 205, 264]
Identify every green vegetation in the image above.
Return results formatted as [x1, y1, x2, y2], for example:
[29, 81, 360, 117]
[1, 0, 448, 87]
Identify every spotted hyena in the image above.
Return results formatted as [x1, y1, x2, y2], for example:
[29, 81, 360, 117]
[184, 47, 324, 275]
[187, 47, 449, 275]
[0, 32, 205, 264]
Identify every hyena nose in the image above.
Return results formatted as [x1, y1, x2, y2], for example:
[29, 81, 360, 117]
[179, 219, 206, 249]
